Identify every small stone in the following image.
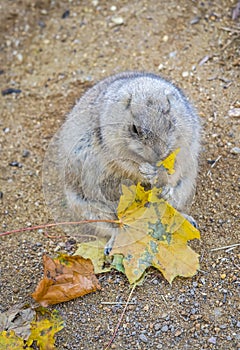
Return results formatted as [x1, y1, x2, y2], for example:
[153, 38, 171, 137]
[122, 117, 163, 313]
[190, 16, 201, 25]
[2, 88, 22, 96]
[17, 53, 23, 62]
[158, 63, 164, 71]
[9, 161, 22, 168]
[237, 321, 240, 328]
[161, 325, 168, 332]
[111, 16, 124, 25]
[38, 21, 46, 28]
[169, 51, 177, 58]
[0, 192, 3, 199]
[62, 10, 70, 19]
[110, 5, 117, 11]
[220, 273, 226, 279]
[219, 324, 227, 329]
[3, 127, 10, 133]
[139, 333, 148, 343]
[162, 35, 168, 42]
[182, 71, 189, 78]
[174, 329, 182, 337]
[231, 147, 240, 154]
[228, 108, 240, 117]
[208, 336, 217, 344]
[154, 323, 161, 331]
[22, 149, 30, 158]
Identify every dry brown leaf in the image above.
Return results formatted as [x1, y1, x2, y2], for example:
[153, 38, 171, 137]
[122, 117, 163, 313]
[32, 254, 101, 306]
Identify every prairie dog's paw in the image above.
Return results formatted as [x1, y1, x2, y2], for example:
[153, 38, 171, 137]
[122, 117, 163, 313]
[161, 185, 174, 201]
[139, 163, 158, 182]
[104, 230, 118, 255]
[181, 213, 198, 228]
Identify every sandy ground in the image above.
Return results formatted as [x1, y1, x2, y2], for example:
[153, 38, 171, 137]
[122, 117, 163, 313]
[0, 0, 239, 349]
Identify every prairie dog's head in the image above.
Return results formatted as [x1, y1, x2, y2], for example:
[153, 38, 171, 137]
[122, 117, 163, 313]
[99, 75, 195, 167]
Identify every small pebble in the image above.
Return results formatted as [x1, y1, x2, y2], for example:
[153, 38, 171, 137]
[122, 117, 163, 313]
[182, 71, 189, 78]
[0, 192, 3, 199]
[231, 147, 240, 154]
[2, 88, 22, 96]
[228, 108, 240, 117]
[17, 53, 23, 62]
[174, 329, 182, 337]
[208, 336, 217, 344]
[3, 127, 10, 133]
[139, 333, 148, 343]
[162, 35, 168, 42]
[9, 161, 22, 168]
[62, 10, 70, 19]
[199, 55, 210, 66]
[190, 16, 201, 25]
[154, 323, 161, 331]
[161, 325, 168, 332]
[111, 16, 124, 25]
[38, 21, 46, 28]
[22, 149, 30, 158]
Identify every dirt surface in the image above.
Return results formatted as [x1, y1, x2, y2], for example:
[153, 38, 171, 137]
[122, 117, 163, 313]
[0, 1, 239, 349]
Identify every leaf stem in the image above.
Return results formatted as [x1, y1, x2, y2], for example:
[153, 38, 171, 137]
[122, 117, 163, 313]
[0, 219, 121, 237]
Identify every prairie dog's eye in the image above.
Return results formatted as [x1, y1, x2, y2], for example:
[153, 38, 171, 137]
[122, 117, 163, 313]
[132, 124, 139, 135]
[130, 124, 145, 139]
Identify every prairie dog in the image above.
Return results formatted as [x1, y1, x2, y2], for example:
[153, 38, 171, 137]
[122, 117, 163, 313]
[58, 72, 201, 252]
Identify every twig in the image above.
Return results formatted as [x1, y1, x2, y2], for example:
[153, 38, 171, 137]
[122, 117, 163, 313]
[0, 219, 121, 237]
[101, 301, 136, 305]
[210, 243, 240, 252]
[207, 155, 222, 177]
[220, 26, 240, 33]
[104, 284, 136, 350]
[221, 36, 239, 51]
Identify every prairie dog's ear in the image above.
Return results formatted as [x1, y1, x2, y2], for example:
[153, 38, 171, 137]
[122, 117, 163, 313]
[165, 90, 179, 108]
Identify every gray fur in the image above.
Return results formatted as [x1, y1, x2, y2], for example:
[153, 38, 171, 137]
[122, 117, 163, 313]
[58, 72, 201, 252]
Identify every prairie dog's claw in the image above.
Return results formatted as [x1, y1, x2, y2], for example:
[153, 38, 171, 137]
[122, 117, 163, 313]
[181, 213, 198, 228]
[104, 231, 118, 255]
[139, 163, 157, 180]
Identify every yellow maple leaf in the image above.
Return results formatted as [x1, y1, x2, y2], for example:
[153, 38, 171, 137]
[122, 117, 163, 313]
[75, 240, 112, 274]
[27, 309, 64, 350]
[111, 183, 200, 284]
[0, 306, 63, 350]
[0, 330, 31, 350]
[156, 148, 180, 174]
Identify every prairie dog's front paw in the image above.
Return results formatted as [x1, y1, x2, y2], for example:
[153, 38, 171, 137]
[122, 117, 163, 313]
[104, 230, 118, 255]
[161, 185, 174, 201]
[181, 213, 198, 228]
[139, 163, 158, 182]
